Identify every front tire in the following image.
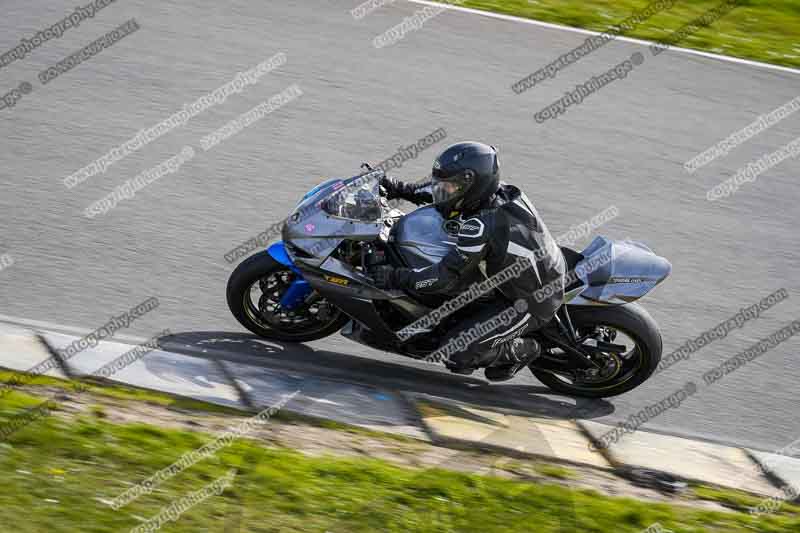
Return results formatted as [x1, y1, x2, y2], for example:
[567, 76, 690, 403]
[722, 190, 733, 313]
[531, 303, 662, 398]
[226, 251, 349, 342]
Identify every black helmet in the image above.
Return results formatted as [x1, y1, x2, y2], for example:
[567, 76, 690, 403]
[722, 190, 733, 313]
[431, 142, 500, 218]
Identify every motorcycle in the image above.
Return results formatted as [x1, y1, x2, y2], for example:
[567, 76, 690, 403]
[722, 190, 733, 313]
[227, 169, 671, 398]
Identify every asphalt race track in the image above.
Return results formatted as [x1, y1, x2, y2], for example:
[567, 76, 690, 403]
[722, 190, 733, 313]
[0, 0, 798, 453]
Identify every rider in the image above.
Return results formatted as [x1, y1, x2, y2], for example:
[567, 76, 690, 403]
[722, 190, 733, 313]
[369, 141, 566, 381]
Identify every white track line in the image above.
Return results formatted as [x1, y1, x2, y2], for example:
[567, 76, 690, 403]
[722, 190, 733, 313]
[407, 0, 800, 76]
[0, 314, 148, 344]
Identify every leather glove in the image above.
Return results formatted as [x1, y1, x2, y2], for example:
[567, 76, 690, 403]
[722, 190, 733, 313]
[379, 176, 392, 199]
[369, 265, 397, 289]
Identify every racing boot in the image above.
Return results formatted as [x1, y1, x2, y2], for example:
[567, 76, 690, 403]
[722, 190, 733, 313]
[484, 337, 541, 382]
[444, 355, 476, 375]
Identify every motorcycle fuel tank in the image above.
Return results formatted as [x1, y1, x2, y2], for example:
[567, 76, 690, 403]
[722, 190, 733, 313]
[393, 206, 458, 269]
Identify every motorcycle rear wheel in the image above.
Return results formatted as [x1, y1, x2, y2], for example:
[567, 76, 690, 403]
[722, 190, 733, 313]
[530, 303, 662, 398]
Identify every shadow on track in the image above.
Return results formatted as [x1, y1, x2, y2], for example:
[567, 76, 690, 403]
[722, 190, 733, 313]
[158, 330, 615, 422]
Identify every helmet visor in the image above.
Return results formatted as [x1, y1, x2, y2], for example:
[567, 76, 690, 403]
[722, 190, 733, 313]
[431, 174, 470, 206]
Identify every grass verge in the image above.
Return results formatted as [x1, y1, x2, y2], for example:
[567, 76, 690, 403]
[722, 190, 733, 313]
[1, 389, 799, 532]
[692, 484, 800, 514]
[453, 0, 800, 69]
[0, 370, 247, 415]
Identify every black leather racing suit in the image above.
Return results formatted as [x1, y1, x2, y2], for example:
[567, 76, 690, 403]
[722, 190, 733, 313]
[383, 178, 567, 369]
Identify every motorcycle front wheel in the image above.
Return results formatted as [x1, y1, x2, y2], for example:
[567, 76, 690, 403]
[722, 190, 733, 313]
[226, 251, 349, 342]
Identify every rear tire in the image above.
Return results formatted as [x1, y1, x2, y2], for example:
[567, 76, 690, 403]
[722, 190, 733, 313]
[531, 303, 662, 398]
[226, 251, 349, 342]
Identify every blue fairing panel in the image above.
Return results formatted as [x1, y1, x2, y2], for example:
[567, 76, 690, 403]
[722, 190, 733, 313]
[267, 242, 311, 309]
[268, 241, 303, 276]
[268, 242, 295, 268]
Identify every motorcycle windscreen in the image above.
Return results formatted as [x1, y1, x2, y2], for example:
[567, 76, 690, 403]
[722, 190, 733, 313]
[575, 236, 671, 304]
[321, 174, 383, 222]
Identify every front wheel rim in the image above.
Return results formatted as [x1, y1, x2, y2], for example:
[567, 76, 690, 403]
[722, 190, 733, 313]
[242, 269, 342, 336]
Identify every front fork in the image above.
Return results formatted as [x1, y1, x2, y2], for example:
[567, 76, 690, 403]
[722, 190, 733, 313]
[267, 242, 312, 310]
